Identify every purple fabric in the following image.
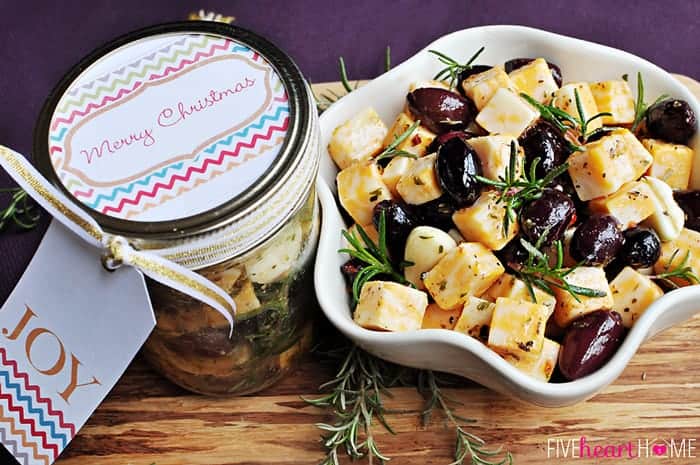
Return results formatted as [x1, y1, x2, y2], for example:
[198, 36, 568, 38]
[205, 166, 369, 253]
[0, 0, 698, 306]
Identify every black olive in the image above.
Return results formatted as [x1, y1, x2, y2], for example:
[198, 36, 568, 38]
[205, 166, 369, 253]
[435, 137, 483, 207]
[411, 195, 456, 231]
[645, 98, 697, 144]
[496, 237, 529, 273]
[518, 120, 571, 180]
[620, 227, 661, 269]
[504, 57, 563, 87]
[456, 65, 493, 96]
[426, 130, 470, 153]
[372, 200, 416, 262]
[406, 88, 476, 134]
[675, 190, 700, 232]
[520, 188, 576, 245]
[570, 215, 624, 266]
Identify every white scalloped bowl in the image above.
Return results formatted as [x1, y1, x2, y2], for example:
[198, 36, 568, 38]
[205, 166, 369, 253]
[314, 25, 700, 407]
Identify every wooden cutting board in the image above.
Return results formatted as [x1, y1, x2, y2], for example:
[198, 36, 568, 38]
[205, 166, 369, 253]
[50, 77, 700, 465]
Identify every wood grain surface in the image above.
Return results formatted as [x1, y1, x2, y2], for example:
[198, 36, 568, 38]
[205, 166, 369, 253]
[43, 77, 700, 465]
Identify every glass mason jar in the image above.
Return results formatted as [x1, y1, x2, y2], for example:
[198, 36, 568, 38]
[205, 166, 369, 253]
[34, 21, 320, 395]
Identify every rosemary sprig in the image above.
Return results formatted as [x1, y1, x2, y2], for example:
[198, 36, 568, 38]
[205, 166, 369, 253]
[374, 120, 421, 162]
[475, 141, 569, 235]
[0, 187, 41, 231]
[651, 249, 700, 288]
[429, 47, 485, 89]
[630, 72, 669, 133]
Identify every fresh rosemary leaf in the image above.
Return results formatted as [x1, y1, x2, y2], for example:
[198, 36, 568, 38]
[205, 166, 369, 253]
[630, 72, 669, 133]
[651, 249, 700, 288]
[0, 187, 41, 232]
[375, 120, 421, 162]
[428, 47, 485, 89]
[385, 46, 391, 73]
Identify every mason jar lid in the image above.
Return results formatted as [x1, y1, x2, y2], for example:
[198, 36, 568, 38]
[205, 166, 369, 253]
[34, 21, 319, 269]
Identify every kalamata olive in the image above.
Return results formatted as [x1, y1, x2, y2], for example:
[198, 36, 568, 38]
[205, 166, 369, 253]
[520, 188, 576, 245]
[675, 190, 700, 232]
[504, 57, 563, 87]
[620, 227, 661, 268]
[411, 196, 456, 231]
[570, 215, 624, 266]
[559, 310, 625, 380]
[406, 88, 476, 134]
[435, 137, 483, 207]
[645, 98, 697, 144]
[341, 258, 365, 289]
[518, 120, 570, 180]
[372, 200, 416, 261]
[495, 238, 528, 272]
[427, 130, 470, 153]
[456, 65, 493, 96]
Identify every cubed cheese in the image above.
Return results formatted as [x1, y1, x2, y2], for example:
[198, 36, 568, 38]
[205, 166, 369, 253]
[233, 279, 262, 315]
[588, 180, 656, 229]
[382, 156, 415, 196]
[654, 228, 700, 287]
[423, 242, 505, 309]
[337, 162, 393, 225]
[643, 139, 694, 190]
[567, 128, 653, 201]
[483, 273, 556, 318]
[246, 222, 302, 284]
[383, 112, 436, 157]
[553, 267, 614, 327]
[452, 190, 518, 250]
[403, 226, 457, 290]
[453, 296, 495, 341]
[610, 267, 663, 328]
[642, 176, 685, 241]
[396, 153, 443, 204]
[488, 297, 548, 356]
[354, 281, 428, 332]
[589, 80, 636, 125]
[461, 66, 516, 110]
[553, 82, 603, 131]
[508, 58, 559, 104]
[421, 303, 463, 330]
[475, 88, 539, 137]
[408, 80, 451, 92]
[503, 338, 560, 382]
[328, 107, 388, 169]
[467, 135, 523, 181]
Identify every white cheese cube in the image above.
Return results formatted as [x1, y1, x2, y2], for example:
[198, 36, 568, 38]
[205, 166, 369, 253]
[488, 297, 548, 356]
[403, 226, 457, 290]
[382, 156, 415, 196]
[423, 242, 505, 309]
[503, 338, 560, 382]
[337, 162, 393, 225]
[328, 107, 388, 169]
[453, 296, 495, 341]
[421, 303, 463, 330]
[383, 112, 436, 157]
[553, 267, 614, 327]
[553, 82, 603, 131]
[643, 139, 694, 190]
[610, 267, 663, 328]
[483, 273, 556, 318]
[588, 180, 656, 229]
[567, 128, 653, 201]
[396, 153, 443, 204]
[467, 135, 523, 181]
[508, 58, 559, 104]
[654, 228, 700, 287]
[245, 222, 302, 284]
[642, 176, 685, 241]
[475, 88, 539, 137]
[461, 66, 517, 110]
[589, 80, 636, 125]
[452, 190, 518, 250]
[354, 281, 428, 332]
[233, 279, 261, 315]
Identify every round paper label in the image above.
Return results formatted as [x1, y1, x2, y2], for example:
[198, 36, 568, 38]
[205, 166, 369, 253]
[47, 33, 290, 222]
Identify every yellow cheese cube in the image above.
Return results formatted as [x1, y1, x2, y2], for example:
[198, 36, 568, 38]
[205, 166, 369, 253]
[337, 162, 393, 225]
[383, 112, 436, 157]
[408, 80, 451, 92]
[453, 296, 495, 341]
[567, 128, 653, 201]
[610, 267, 664, 328]
[642, 176, 685, 241]
[403, 226, 457, 290]
[461, 66, 517, 110]
[508, 58, 559, 104]
[503, 338, 561, 382]
[553, 82, 603, 131]
[475, 88, 540, 137]
[328, 107, 388, 169]
[396, 153, 443, 204]
[467, 135, 523, 181]
[643, 138, 694, 190]
[553, 267, 614, 327]
[483, 273, 556, 318]
[654, 228, 700, 287]
[589, 80, 636, 125]
[382, 156, 415, 196]
[354, 281, 428, 332]
[421, 303, 463, 330]
[423, 242, 505, 309]
[588, 180, 656, 229]
[488, 297, 548, 356]
[452, 190, 518, 250]
[233, 279, 261, 315]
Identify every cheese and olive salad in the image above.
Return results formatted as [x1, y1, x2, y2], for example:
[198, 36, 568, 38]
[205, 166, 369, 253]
[329, 54, 698, 382]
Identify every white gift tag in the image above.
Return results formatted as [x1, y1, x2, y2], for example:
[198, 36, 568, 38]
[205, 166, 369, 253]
[0, 221, 155, 465]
